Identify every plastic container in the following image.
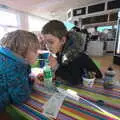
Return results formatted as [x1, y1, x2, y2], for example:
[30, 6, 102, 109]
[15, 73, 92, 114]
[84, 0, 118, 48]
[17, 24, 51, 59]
[103, 66, 115, 89]
[38, 51, 49, 68]
[83, 77, 95, 88]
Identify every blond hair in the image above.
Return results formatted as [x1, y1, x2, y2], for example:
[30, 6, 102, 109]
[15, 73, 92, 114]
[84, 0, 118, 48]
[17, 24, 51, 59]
[0, 30, 40, 58]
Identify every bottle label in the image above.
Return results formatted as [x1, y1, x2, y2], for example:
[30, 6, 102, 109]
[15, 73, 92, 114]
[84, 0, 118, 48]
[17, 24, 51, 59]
[44, 71, 52, 79]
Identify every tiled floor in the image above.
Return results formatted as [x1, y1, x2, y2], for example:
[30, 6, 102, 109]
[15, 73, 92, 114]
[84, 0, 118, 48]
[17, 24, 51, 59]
[92, 55, 120, 86]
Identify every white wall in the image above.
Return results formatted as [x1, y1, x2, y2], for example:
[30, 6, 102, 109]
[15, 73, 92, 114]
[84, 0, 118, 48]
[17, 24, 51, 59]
[28, 15, 48, 32]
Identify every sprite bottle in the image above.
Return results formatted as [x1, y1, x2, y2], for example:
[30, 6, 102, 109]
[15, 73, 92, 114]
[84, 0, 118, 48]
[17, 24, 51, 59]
[43, 59, 53, 89]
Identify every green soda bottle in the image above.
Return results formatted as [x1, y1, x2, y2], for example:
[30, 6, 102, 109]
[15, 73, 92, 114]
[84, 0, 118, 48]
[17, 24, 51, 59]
[43, 59, 53, 89]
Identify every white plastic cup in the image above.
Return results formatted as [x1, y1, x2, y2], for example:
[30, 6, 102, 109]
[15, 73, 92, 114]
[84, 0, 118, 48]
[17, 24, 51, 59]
[82, 77, 95, 88]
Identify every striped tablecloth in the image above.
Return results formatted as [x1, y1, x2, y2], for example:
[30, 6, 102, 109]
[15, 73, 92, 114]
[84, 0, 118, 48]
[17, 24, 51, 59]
[7, 84, 120, 120]
[75, 84, 120, 109]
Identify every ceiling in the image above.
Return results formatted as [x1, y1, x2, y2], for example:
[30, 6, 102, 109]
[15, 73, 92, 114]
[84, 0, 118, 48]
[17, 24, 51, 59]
[0, 0, 104, 21]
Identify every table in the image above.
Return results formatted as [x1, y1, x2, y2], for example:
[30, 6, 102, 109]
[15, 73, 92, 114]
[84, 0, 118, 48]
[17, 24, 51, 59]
[7, 84, 120, 120]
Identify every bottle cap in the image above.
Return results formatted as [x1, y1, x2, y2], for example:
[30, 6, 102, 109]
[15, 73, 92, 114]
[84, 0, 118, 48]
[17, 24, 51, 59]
[107, 66, 113, 71]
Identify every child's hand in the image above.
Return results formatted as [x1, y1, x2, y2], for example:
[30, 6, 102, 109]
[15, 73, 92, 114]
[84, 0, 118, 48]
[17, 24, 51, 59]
[34, 78, 41, 84]
[49, 55, 57, 68]
[37, 74, 44, 82]
[34, 74, 44, 84]
[29, 74, 44, 85]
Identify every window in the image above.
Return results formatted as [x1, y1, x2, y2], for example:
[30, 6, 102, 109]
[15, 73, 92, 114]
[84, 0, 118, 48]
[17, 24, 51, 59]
[73, 7, 86, 16]
[28, 16, 48, 32]
[0, 26, 5, 39]
[109, 12, 118, 21]
[107, 0, 120, 10]
[0, 11, 17, 26]
[88, 3, 105, 14]
[0, 10, 18, 39]
[82, 14, 108, 25]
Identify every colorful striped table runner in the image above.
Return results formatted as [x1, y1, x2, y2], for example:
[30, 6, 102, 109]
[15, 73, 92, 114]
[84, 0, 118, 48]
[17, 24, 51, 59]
[7, 84, 120, 120]
[61, 84, 120, 109]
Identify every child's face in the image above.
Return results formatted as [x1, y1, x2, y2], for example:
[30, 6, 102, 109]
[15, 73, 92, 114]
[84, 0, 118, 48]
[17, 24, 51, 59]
[43, 34, 65, 54]
[26, 49, 38, 64]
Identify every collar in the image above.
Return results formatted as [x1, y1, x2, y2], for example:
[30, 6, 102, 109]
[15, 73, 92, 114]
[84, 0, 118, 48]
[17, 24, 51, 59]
[0, 47, 27, 64]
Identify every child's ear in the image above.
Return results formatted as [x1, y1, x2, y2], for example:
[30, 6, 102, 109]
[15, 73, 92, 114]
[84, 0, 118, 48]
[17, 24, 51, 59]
[61, 36, 66, 45]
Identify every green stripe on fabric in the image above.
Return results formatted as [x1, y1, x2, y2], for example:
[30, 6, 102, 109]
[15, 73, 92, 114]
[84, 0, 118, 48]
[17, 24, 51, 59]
[6, 105, 33, 120]
[61, 85, 120, 105]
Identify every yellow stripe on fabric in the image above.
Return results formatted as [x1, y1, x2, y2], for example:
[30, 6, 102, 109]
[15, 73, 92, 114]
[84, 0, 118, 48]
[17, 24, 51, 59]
[96, 109, 120, 120]
[31, 96, 46, 104]
[11, 105, 34, 120]
[65, 99, 107, 118]
[60, 108, 86, 120]
[65, 96, 120, 119]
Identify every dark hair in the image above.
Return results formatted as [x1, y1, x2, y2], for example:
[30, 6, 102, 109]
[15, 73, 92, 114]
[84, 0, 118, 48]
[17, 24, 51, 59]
[74, 21, 78, 26]
[42, 20, 67, 39]
[0, 30, 40, 58]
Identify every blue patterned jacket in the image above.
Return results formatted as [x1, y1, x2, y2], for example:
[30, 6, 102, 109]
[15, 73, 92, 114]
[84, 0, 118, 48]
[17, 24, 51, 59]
[0, 47, 33, 112]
